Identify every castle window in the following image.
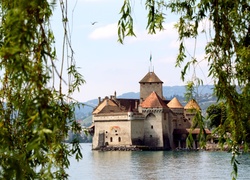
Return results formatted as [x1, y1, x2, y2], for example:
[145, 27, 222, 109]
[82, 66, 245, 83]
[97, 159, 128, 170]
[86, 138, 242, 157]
[106, 131, 108, 133]
[110, 137, 113, 142]
[115, 130, 117, 132]
[150, 135, 152, 138]
[151, 125, 153, 129]
[118, 137, 121, 142]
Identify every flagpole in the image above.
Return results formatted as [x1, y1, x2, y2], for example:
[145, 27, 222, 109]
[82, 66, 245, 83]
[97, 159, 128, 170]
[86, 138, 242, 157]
[150, 52, 152, 72]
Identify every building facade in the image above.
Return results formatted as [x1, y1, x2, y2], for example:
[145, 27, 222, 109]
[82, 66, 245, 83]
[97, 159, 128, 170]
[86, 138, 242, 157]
[90, 71, 209, 150]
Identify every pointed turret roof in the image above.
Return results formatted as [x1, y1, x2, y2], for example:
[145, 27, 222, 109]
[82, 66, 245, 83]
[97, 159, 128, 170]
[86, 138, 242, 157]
[139, 72, 163, 83]
[140, 91, 167, 108]
[184, 99, 201, 110]
[167, 97, 183, 108]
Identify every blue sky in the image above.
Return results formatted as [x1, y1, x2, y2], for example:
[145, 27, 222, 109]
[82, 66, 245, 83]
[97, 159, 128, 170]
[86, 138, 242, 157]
[51, 0, 212, 102]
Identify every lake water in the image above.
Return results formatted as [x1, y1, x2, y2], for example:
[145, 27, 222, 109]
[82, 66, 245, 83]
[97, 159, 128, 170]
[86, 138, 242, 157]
[68, 143, 250, 180]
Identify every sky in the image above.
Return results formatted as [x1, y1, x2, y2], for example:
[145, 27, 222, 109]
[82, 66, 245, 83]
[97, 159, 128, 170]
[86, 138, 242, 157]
[51, 0, 212, 102]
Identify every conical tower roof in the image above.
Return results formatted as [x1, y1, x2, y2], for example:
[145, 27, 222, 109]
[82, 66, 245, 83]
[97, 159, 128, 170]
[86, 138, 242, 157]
[139, 72, 163, 83]
[184, 99, 201, 110]
[167, 97, 183, 108]
[140, 91, 167, 108]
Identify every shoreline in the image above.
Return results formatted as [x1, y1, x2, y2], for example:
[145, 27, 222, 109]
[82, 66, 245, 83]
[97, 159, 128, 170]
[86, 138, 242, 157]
[92, 143, 248, 152]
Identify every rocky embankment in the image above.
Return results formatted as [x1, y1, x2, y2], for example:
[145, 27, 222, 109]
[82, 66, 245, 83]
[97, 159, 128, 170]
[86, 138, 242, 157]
[99, 146, 142, 151]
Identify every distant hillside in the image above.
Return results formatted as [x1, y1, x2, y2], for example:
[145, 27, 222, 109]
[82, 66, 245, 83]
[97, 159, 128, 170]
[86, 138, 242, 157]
[77, 85, 216, 122]
[74, 99, 98, 120]
[80, 115, 92, 127]
[163, 85, 214, 99]
[113, 85, 214, 100]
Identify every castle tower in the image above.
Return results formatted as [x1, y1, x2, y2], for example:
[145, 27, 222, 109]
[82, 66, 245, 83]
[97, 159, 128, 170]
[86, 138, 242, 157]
[139, 71, 163, 102]
[140, 91, 170, 149]
[184, 99, 201, 124]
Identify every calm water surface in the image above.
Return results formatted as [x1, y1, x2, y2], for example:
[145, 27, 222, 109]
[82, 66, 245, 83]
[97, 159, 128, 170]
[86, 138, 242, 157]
[68, 143, 250, 180]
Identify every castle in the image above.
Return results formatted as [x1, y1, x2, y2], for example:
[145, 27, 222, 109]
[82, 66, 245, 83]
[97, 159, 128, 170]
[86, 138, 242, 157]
[90, 70, 210, 150]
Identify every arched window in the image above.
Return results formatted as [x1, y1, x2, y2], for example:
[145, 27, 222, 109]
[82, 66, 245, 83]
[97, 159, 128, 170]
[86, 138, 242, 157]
[110, 137, 113, 142]
[118, 137, 121, 142]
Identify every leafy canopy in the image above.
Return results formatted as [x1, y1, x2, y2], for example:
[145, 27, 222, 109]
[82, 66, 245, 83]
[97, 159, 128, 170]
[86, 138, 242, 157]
[0, 0, 84, 179]
[206, 102, 227, 129]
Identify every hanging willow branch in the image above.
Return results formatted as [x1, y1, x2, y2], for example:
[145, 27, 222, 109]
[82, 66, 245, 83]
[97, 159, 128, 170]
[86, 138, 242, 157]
[0, 0, 84, 179]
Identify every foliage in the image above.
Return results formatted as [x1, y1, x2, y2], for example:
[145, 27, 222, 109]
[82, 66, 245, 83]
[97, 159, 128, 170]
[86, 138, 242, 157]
[184, 81, 195, 101]
[0, 0, 84, 179]
[186, 109, 207, 149]
[206, 102, 227, 129]
[184, 81, 207, 149]
[206, 102, 250, 147]
[118, 0, 250, 179]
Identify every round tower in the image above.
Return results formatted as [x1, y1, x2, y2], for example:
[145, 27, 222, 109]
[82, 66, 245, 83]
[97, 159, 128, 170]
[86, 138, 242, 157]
[184, 99, 201, 121]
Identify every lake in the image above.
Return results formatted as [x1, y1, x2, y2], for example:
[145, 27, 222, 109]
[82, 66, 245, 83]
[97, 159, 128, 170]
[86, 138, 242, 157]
[68, 143, 250, 180]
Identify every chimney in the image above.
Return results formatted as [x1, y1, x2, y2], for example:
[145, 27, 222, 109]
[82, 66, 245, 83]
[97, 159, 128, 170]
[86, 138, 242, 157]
[105, 96, 109, 105]
[98, 97, 101, 104]
[140, 98, 143, 103]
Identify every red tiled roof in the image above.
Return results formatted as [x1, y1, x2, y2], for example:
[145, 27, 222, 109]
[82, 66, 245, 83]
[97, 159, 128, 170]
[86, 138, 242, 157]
[139, 72, 163, 83]
[116, 98, 140, 112]
[184, 99, 201, 110]
[93, 98, 122, 114]
[140, 91, 168, 108]
[93, 97, 142, 114]
[167, 97, 183, 108]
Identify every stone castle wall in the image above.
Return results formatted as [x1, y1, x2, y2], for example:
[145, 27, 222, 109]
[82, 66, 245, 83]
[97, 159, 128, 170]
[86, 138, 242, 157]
[92, 120, 132, 149]
[140, 83, 163, 100]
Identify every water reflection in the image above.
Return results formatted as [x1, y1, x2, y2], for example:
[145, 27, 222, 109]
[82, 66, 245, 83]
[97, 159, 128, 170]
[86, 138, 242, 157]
[68, 144, 250, 180]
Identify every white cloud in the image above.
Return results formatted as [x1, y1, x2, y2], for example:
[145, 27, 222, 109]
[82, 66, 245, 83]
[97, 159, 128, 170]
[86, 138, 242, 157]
[87, 21, 178, 43]
[126, 21, 178, 44]
[88, 23, 117, 39]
